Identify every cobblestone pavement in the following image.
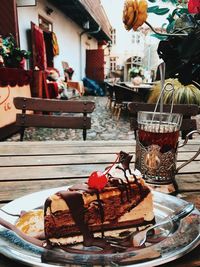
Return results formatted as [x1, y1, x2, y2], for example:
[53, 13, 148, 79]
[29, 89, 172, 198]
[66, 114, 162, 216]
[7, 96, 200, 141]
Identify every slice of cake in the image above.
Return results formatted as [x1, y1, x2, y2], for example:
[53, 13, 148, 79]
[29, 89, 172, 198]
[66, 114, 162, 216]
[44, 151, 155, 252]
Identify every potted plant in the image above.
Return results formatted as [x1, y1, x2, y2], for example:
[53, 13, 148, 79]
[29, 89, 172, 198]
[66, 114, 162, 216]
[0, 34, 31, 69]
[129, 66, 145, 85]
[147, 78, 200, 105]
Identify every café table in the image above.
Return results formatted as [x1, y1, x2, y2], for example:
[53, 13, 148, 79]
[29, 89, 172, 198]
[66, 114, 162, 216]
[123, 82, 152, 92]
[0, 140, 199, 267]
[67, 81, 85, 96]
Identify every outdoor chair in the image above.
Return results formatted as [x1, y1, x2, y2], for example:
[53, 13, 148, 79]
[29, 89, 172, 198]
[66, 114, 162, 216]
[113, 84, 143, 120]
[105, 82, 116, 110]
[128, 102, 199, 139]
[13, 97, 95, 141]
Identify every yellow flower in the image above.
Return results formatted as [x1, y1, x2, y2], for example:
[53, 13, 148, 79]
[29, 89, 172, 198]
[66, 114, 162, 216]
[123, 0, 148, 31]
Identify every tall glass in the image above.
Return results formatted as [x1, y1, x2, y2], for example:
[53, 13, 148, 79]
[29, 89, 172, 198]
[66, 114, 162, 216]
[135, 111, 183, 194]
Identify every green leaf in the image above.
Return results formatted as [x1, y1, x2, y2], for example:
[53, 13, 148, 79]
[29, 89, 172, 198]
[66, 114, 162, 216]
[162, 23, 167, 28]
[171, 8, 188, 17]
[150, 33, 168, 40]
[147, 5, 159, 13]
[166, 20, 175, 32]
[179, 8, 189, 14]
[16, 56, 21, 61]
[172, 8, 179, 17]
[166, 14, 175, 23]
[148, 0, 157, 2]
[154, 7, 170, 15]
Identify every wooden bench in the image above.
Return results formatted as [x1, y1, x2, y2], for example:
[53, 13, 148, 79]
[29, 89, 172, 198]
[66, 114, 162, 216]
[13, 97, 95, 141]
[128, 102, 199, 139]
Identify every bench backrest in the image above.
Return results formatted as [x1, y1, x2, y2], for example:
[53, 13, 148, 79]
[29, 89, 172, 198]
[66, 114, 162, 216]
[128, 102, 199, 139]
[14, 97, 95, 141]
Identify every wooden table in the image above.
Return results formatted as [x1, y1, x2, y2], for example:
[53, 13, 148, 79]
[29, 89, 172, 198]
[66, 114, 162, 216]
[67, 81, 85, 96]
[123, 82, 152, 92]
[0, 140, 199, 267]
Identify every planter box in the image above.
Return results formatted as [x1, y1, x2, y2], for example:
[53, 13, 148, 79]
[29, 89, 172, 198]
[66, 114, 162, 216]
[0, 68, 32, 140]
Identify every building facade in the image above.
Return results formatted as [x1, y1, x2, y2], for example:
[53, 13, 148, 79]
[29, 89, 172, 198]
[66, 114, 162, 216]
[0, 0, 112, 81]
[101, 0, 174, 82]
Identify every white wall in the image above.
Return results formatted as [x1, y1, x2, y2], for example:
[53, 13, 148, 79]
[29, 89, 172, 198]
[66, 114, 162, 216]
[17, 0, 98, 80]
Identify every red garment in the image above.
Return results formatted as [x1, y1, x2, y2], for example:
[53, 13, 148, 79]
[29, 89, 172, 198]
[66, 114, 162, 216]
[47, 82, 59, 99]
[32, 23, 47, 70]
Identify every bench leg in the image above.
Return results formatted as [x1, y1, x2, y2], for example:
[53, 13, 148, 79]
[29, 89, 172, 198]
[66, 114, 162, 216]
[83, 129, 87, 141]
[20, 127, 25, 141]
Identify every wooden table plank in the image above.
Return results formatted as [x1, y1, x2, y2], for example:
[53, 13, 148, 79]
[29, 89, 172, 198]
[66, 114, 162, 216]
[176, 174, 200, 192]
[0, 153, 124, 167]
[0, 153, 199, 167]
[1, 174, 200, 205]
[0, 140, 199, 155]
[178, 192, 200, 210]
[0, 163, 200, 181]
[160, 245, 200, 267]
[0, 179, 86, 204]
[0, 164, 111, 180]
[0, 145, 135, 156]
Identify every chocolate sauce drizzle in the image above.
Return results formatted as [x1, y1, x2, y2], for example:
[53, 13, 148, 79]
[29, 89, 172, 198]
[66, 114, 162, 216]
[43, 151, 151, 254]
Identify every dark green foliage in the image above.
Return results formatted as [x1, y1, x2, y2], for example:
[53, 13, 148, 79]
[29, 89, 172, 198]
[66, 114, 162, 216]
[150, 33, 168, 40]
[0, 34, 31, 68]
[147, 0, 200, 87]
[148, 6, 170, 15]
[157, 14, 200, 86]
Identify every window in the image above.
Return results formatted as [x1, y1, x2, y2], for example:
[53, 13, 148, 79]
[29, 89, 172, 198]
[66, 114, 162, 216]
[132, 56, 142, 65]
[17, 0, 36, 6]
[111, 28, 116, 45]
[132, 33, 141, 44]
[136, 34, 140, 44]
[110, 57, 117, 72]
[132, 34, 135, 44]
[38, 15, 53, 32]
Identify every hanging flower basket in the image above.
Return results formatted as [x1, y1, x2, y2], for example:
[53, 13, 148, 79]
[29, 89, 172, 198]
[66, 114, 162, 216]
[0, 34, 31, 69]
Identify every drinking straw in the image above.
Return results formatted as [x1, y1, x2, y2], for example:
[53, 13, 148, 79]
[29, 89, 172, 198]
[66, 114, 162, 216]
[151, 62, 177, 132]
[159, 62, 165, 114]
[151, 62, 166, 128]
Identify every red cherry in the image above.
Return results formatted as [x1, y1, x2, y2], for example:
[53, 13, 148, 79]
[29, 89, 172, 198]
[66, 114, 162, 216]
[88, 171, 108, 191]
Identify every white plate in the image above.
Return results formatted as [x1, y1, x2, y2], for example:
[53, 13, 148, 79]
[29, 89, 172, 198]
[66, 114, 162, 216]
[0, 188, 200, 267]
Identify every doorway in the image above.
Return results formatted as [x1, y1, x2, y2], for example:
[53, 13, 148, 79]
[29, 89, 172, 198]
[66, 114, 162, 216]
[38, 15, 54, 68]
